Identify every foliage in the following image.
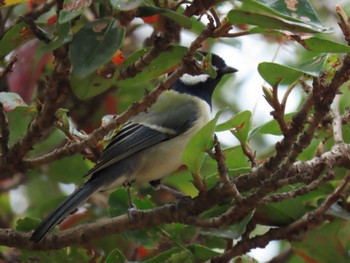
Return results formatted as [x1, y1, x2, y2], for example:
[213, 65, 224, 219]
[0, 0, 350, 262]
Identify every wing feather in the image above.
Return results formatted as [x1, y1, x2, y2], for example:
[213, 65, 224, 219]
[85, 92, 200, 177]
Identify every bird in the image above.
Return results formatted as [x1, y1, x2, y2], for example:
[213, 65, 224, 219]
[30, 52, 237, 242]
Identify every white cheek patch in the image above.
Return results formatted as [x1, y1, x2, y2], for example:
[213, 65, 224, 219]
[179, 73, 210, 85]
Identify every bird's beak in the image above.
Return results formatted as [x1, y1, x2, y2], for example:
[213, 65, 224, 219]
[220, 66, 238, 75]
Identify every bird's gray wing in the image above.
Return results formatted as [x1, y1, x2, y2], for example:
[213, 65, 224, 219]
[85, 98, 198, 177]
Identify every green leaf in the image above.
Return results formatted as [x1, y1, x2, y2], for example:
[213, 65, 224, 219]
[296, 36, 350, 53]
[58, 0, 93, 24]
[110, 0, 142, 11]
[258, 55, 327, 86]
[0, 92, 28, 112]
[164, 250, 192, 263]
[116, 45, 188, 88]
[250, 112, 295, 137]
[216, 110, 252, 143]
[206, 146, 250, 171]
[187, 244, 219, 262]
[0, 22, 34, 57]
[49, 154, 89, 184]
[292, 219, 348, 263]
[201, 212, 254, 239]
[138, 6, 192, 29]
[144, 248, 181, 263]
[227, 10, 328, 33]
[16, 217, 41, 232]
[70, 18, 125, 78]
[108, 188, 130, 217]
[256, 195, 307, 226]
[37, 23, 73, 56]
[105, 248, 127, 263]
[108, 188, 153, 217]
[71, 70, 117, 100]
[240, 0, 329, 30]
[183, 110, 223, 174]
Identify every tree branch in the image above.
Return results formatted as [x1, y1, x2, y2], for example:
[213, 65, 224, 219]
[212, 172, 350, 263]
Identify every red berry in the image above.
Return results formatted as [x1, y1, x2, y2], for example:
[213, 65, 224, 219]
[47, 15, 57, 26]
[141, 14, 159, 24]
[111, 50, 125, 65]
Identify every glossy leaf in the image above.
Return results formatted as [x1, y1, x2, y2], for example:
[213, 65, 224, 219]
[108, 188, 130, 217]
[240, 0, 329, 30]
[15, 217, 40, 232]
[0, 22, 34, 57]
[108, 188, 153, 217]
[258, 55, 327, 86]
[110, 0, 142, 11]
[164, 250, 192, 263]
[37, 23, 73, 55]
[216, 110, 252, 143]
[144, 244, 218, 263]
[105, 248, 127, 263]
[144, 248, 181, 263]
[138, 6, 192, 29]
[116, 45, 188, 88]
[49, 154, 89, 184]
[206, 145, 250, 171]
[256, 195, 307, 226]
[292, 36, 350, 53]
[70, 70, 117, 100]
[0, 92, 28, 112]
[250, 112, 295, 137]
[227, 10, 329, 33]
[183, 110, 223, 174]
[292, 219, 348, 263]
[70, 18, 125, 78]
[201, 212, 254, 239]
[187, 244, 219, 262]
[58, 0, 93, 24]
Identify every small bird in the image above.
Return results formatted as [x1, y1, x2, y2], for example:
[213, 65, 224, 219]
[30, 53, 237, 242]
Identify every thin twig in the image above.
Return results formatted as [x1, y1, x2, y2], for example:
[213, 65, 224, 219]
[209, 7, 221, 27]
[212, 172, 350, 263]
[213, 135, 243, 203]
[261, 171, 334, 205]
[0, 103, 9, 155]
[332, 94, 343, 144]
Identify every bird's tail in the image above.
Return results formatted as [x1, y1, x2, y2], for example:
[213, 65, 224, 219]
[30, 180, 101, 242]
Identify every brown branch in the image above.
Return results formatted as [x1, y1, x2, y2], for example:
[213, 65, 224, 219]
[336, 5, 350, 45]
[0, 103, 9, 155]
[0, 56, 17, 79]
[212, 172, 350, 263]
[18, 16, 51, 43]
[213, 135, 243, 203]
[242, 89, 315, 188]
[235, 143, 350, 193]
[0, 143, 349, 249]
[332, 95, 344, 144]
[261, 171, 334, 205]
[0, 57, 17, 156]
[270, 82, 289, 135]
[4, 46, 71, 171]
[183, 0, 221, 16]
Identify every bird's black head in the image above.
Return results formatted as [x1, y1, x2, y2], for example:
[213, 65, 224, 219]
[172, 52, 237, 107]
